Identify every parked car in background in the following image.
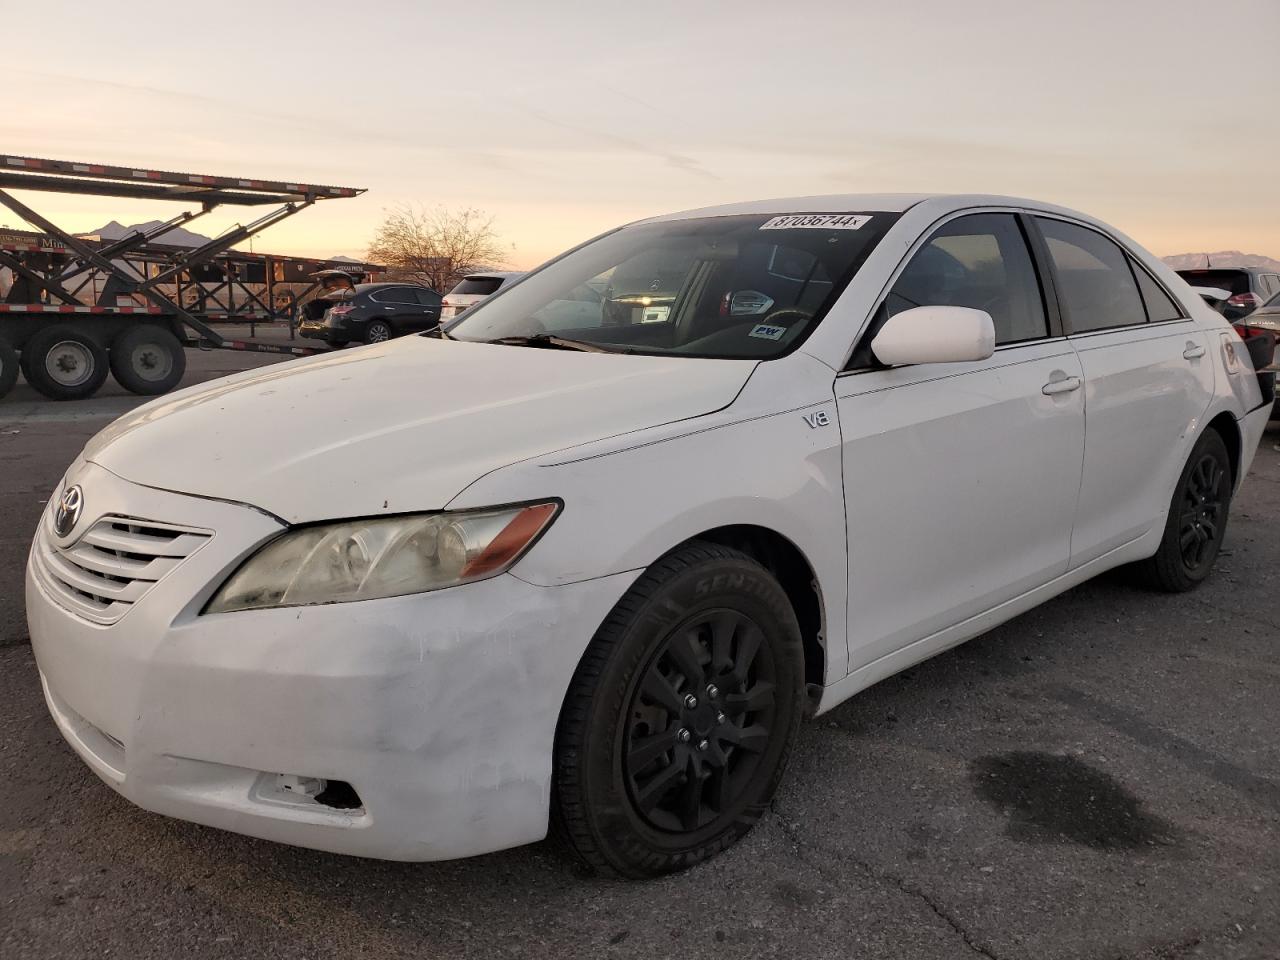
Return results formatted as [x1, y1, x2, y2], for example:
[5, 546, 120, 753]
[1236, 290, 1280, 418]
[1188, 285, 1232, 314]
[440, 272, 523, 320]
[29, 195, 1274, 880]
[1175, 267, 1280, 321]
[298, 282, 441, 346]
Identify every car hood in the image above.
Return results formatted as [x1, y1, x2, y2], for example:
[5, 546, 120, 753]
[84, 337, 755, 523]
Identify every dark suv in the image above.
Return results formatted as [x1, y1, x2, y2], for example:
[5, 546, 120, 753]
[299, 282, 442, 346]
[1175, 267, 1280, 321]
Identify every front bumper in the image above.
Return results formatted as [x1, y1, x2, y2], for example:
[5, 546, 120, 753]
[27, 461, 634, 861]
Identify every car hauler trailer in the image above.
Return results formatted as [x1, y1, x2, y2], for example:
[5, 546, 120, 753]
[0, 155, 366, 401]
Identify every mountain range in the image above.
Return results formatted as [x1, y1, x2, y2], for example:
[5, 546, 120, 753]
[91, 219, 214, 248]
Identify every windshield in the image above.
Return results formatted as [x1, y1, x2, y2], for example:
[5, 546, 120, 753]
[448, 212, 899, 358]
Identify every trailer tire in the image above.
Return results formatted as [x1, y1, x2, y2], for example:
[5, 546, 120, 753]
[0, 336, 17, 400]
[23, 326, 109, 401]
[110, 325, 186, 395]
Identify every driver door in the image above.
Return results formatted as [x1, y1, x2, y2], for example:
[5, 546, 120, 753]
[835, 211, 1086, 672]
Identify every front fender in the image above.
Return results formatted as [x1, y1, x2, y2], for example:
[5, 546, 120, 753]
[447, 396, 850, 680]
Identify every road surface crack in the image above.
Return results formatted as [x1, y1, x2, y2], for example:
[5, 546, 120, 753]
[769, 804, 1009, 960]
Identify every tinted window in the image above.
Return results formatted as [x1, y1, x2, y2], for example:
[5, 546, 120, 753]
[450, 277, 505, 296]
[1036, 218, 1145, 333]
[414, 288, 441, 306]
[883, 213, 1048, 345]
[1130, 260, 1184, 322]
[370, 287, 422, 304]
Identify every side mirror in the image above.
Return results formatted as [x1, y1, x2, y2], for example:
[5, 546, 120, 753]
[870, 305, 995, 366]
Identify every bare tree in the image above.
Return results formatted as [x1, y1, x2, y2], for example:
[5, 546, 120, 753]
[366, 205, 509, 292]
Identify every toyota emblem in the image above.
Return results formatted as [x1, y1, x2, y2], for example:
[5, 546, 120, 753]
[54, 485, 83, 538]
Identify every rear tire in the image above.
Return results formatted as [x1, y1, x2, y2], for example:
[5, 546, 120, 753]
[109, 324, 186, 395]
[552, 541, 804, 879]
[0, 336, 17, 399]
[364, 320, 392, 344]
[23, 326, 109, 401]
[1135, 429, 1232, 592]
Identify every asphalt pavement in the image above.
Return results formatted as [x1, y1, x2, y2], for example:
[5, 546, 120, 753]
[1, 341, 1278, 959]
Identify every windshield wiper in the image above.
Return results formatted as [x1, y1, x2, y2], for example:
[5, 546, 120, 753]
[484, 334, 624, 353]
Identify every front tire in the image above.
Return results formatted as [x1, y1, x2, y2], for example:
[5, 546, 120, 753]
[1136, 429, 1232, 592]
[552, 541, 803, 878]
[0, 335, 17, 399]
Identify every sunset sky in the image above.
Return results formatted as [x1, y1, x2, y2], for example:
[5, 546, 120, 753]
[5, 0, 1278, 270]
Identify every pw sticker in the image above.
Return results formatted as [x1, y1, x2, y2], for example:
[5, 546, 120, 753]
[759, 213, 871, 231]
[749, 323, 786, 341]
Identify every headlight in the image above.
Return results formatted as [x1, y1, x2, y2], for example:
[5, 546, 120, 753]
[204, 501, 559, 614]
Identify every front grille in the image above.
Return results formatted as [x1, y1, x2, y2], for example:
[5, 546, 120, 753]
[33, 514, 211, 625]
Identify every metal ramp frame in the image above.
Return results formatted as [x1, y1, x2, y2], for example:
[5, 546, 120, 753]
[0, 154, 366, 355]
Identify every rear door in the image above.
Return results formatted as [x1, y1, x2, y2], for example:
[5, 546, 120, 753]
[1033, 217, 1215, 567]
[413, 287, 442, 330]
[370, 287, 425, 331]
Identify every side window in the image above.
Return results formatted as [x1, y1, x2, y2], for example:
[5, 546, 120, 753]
[1129, 259, 1185, 322]
[883, 213, 1048, 346]
[414, 288, 440, 306]
[1036, 218, 1146, 333]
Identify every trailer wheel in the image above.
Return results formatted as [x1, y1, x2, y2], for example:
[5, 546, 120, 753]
[110, 325, 186, 395]
[23, 326, 109, 401]
[0, 336, 17, 400]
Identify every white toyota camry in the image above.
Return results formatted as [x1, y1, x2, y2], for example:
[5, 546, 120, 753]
[27, 195, 1274, 878]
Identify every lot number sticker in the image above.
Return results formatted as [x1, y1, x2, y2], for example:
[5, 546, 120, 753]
[759, 213, 871, 231]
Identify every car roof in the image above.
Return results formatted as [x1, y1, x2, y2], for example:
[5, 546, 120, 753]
[644, 193, 1099, 224]
[355, 282, 426, 292]
[462, 271, 522, 280]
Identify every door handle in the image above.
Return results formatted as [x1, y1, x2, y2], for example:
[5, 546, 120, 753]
[1183, 342, 1206, 360]
[1042, 375, 1082, 396]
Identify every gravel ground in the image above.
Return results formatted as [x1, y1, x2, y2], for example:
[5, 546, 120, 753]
[1, 345, 1277, 959]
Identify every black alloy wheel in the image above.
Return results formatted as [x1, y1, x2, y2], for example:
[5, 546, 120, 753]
[1179, 451, 1227, 575]
[1135, 428, 1232, 592]
[624, 608, 778, 833]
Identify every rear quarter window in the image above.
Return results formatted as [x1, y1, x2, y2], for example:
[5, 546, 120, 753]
[450, 277, 505, 296]
[1130, 260, 1185, 323]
